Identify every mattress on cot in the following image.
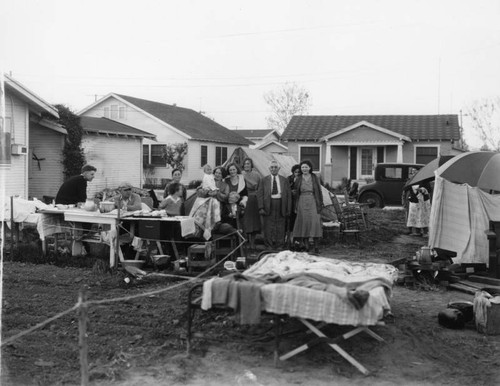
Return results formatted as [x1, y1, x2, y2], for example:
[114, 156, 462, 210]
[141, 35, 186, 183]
[243, 251, 398, 326]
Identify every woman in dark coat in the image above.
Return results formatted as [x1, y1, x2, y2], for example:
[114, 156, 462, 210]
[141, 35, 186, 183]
[292, 160, 324, 253]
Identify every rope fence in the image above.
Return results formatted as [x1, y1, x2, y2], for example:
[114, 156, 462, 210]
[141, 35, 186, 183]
[1, 230, 247, 385]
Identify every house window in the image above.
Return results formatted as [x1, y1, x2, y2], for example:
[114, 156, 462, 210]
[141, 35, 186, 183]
[119, 106, 126, 119]
[143, 145, 150, 165]
[215, 146, 228, 166]
[110, 105, 118, 119]
[103, 107, 110, 118]
[150, 144, 166, 166]
[415, 146, 439, 165]
[299, 146, 321, 171]
[200, 145, 208, 167]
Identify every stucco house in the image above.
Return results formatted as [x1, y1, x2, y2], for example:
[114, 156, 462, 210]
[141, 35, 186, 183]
[79, 116, 156, 196]
[79, 94, 252, 185]
[1, 74, 67, 199]
[282, 115, 465, 186]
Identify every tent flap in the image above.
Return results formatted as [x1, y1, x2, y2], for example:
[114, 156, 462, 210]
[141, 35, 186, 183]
[429, 176, 500, 265]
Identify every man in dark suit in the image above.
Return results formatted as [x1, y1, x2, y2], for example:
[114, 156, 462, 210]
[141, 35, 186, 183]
[257, 160, 292, 249]
[55, 164, 97, 205]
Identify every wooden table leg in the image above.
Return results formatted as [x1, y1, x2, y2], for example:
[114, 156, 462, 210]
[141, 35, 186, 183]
[169, 238, 180, 260]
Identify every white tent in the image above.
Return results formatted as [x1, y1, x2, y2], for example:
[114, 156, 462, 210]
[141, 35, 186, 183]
[429, 175, 500, 265]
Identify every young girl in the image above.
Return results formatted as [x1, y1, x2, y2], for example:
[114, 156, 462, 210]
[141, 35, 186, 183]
[159, 182, 183, 216]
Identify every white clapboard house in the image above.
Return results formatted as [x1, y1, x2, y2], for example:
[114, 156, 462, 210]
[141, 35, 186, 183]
[1, 74, 67, 200]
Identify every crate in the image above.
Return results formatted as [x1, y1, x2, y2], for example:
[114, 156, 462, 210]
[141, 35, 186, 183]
[187, 244, 216, 272]
[477, 302, 500, 335]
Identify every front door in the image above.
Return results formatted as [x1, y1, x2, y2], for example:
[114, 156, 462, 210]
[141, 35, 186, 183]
[359, 147, 376, 179]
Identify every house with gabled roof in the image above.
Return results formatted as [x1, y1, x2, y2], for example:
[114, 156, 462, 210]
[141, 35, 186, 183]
[79, 93, 252, 184]
[1, 74, 67, 199]
[281, 114, 466, 186]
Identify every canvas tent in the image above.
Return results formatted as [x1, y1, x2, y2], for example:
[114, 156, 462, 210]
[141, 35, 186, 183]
[429, 176, 500, 265]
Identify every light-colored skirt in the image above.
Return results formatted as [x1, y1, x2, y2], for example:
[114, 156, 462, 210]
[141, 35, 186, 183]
[293, 194, 323, 238]
[407, 200, 431, 228]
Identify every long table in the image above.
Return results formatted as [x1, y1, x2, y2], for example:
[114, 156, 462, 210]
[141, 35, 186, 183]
[61, 210, 196, 266]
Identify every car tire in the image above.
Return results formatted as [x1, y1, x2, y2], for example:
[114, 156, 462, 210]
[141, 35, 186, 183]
[359, 192, 383, 208]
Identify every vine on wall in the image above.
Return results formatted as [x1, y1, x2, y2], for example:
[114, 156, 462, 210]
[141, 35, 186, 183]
[54, 104, 86, 179]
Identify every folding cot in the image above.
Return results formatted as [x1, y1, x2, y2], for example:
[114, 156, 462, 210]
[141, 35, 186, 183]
[186, 251, 398, 375]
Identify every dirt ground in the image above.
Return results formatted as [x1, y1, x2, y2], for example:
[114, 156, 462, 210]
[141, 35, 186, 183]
[2, 209, 500, 386]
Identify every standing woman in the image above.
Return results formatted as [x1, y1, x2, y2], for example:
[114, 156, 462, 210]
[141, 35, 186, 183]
[242, 158, 261, 251]
[164, 168, 187, 214]
[225, 163, 248, 230]
[287, 164, 301, 245]
[293, 160, 323, 253]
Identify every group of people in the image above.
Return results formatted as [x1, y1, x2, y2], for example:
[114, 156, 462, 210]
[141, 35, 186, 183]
[55, 158, 326, 253]
[192, 158, 324, 253]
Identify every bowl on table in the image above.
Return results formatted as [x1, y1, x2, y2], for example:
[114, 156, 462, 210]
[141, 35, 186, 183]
[99, 201, 115, 213]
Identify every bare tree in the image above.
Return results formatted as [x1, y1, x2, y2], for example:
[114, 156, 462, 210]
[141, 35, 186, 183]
[264, 83, 311, 134]
[468, 97, 500, 151]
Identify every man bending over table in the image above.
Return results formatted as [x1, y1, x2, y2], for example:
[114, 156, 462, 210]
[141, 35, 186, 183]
[113, 182, 142, 211]
[55, 164, 96, 205]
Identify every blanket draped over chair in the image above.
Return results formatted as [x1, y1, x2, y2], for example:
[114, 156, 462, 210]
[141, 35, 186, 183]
[189, 197, 221, 240]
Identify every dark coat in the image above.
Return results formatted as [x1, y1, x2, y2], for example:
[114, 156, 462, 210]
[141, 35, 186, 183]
[294, 173, 324, 214]
[55, 175, 87, 205]
[257, 174, 292, 217]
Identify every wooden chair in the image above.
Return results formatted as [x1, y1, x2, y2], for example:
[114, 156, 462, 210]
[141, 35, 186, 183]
[343, 189, 368, 229]
[330, 193, 360, 242]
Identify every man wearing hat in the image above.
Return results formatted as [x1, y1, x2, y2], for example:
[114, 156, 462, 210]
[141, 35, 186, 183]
[56, 164, 97, 205]
[113, 182, 142, 211]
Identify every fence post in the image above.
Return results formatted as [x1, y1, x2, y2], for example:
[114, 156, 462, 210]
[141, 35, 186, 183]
[10, 195, 14, 260]
[78, 288, 89, 386]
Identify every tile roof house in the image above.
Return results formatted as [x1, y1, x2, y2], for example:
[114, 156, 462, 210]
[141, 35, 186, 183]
[78, 94, 252, 185]
[281, 115, 465, 186]
[79, 116, 156, 195]
[1, 74, 67, 199]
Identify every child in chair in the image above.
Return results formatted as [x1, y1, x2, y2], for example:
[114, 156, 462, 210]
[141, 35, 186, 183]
[159, 182, 183, 216]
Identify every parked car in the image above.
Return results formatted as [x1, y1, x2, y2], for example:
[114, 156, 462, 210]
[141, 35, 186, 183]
[358, 163, 423, 208]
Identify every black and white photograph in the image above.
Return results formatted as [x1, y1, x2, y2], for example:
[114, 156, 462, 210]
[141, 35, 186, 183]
[0, 1, 500, 385]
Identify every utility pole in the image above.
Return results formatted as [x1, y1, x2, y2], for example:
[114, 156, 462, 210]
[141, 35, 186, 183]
[437, 57, 441, 115]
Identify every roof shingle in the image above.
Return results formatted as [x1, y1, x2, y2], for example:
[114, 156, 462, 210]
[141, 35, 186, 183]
[116, 94, 252, 146]
[282, 115, 461, 141]
[80, 116, 156, 139]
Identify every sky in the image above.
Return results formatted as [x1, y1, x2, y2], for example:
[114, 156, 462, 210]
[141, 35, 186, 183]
[1, 0, 499, 148]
